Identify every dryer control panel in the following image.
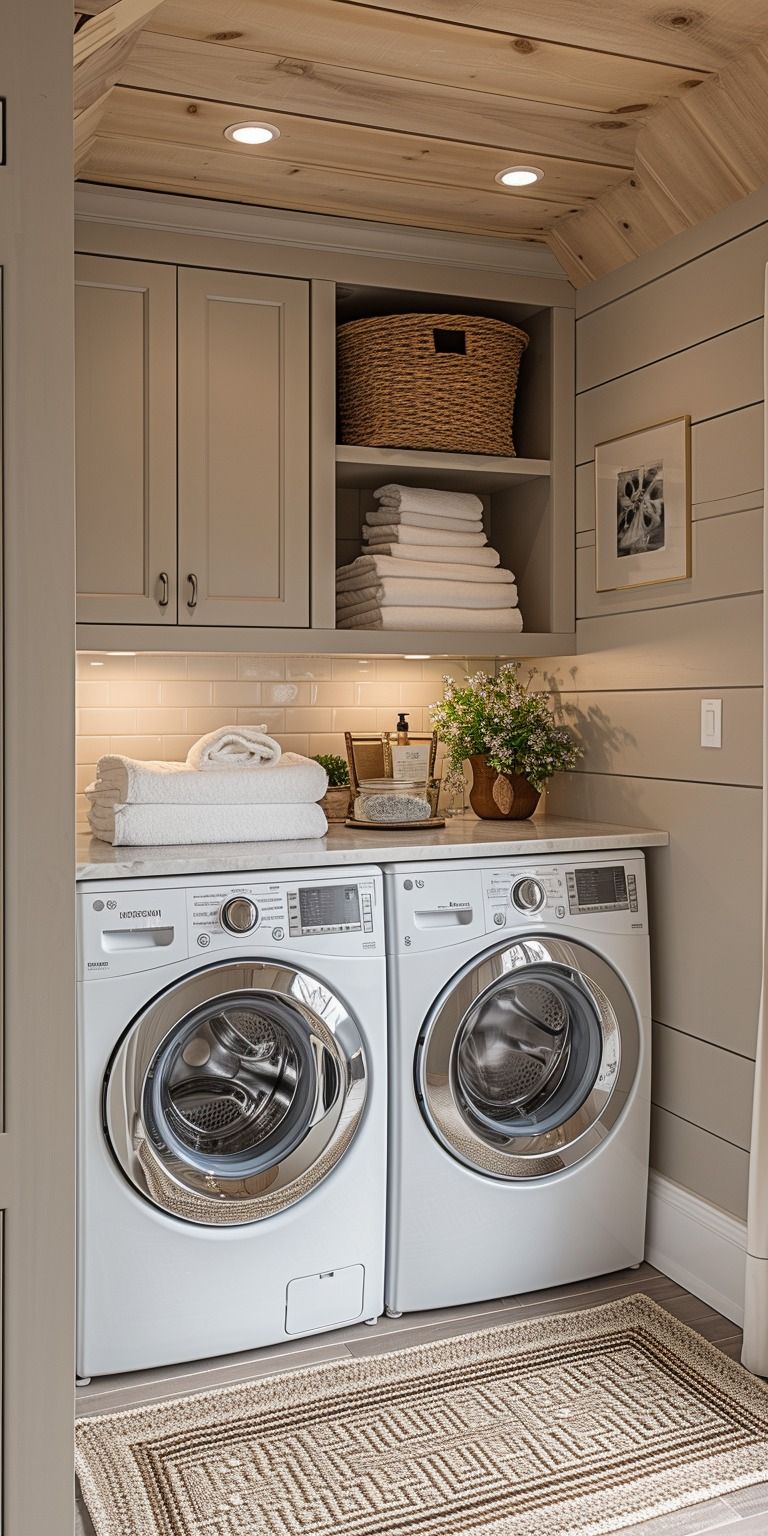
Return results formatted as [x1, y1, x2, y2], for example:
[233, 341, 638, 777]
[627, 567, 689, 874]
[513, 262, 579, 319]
[384, 853, 648, 953]
[481, 859, 645, 931]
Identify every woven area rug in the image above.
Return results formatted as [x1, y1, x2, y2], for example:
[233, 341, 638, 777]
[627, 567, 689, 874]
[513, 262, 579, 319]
[76, 1294, 768, 1536]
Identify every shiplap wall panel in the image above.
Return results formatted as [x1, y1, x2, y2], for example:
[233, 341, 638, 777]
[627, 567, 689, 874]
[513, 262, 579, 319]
[545, 774, 762, 1061]
[576, 222, 768, 391]
[576, 505, 762, 620]
[652, 1023, 754, 1149]
[566, 211, 766, 1215]
[692, 404, 764, 506]
[533, 593, 762, 692]
[576, 319, 763, 464]
[651, 1107, 750, 1220]
[558, 688, 761, 787]
[576, 404, 764, 531]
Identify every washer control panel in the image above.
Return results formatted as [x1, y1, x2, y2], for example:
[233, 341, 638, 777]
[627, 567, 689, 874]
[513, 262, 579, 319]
[78, 870, 384, 977]
[187, 876, 380, 953]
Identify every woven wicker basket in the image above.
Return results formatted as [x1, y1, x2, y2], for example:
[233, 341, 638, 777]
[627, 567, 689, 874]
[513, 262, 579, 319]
[337, 312, 528, 457]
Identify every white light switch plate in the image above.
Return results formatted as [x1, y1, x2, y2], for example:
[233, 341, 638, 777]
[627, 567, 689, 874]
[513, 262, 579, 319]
[701, 698, 722, 749]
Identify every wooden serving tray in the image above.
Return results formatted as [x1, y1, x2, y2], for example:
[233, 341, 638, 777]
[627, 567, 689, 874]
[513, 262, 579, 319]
[345, 815, 445, 831]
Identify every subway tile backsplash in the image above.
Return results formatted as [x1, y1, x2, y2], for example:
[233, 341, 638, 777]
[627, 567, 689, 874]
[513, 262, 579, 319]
[76, 651, 491, 827]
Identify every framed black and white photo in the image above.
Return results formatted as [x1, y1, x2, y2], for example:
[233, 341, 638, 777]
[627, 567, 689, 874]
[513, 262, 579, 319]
[595, 416, 691, 593]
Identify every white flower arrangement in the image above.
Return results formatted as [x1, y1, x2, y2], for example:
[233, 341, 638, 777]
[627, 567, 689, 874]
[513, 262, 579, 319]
[430, 662, 582, 794]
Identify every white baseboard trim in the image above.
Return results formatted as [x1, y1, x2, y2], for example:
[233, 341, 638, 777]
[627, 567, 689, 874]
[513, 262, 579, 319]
[646, 1171, 747, 1326]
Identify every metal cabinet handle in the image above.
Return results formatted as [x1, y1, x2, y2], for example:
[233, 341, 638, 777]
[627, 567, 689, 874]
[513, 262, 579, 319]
[186, 572, 198, 610]
[158, 571, 169, 608]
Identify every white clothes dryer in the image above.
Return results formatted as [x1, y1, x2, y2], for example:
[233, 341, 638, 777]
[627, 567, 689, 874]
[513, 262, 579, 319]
[77, 867, 386, 1378]
[384, 852, 651, 1316]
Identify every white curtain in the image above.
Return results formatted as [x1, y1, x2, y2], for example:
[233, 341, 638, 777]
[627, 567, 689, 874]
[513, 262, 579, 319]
[742, 264, 768, 1373]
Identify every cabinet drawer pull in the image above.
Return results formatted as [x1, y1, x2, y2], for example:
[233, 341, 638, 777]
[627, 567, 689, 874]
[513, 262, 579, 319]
[187, 572, 198, 610]
[158, 571, 170, 608]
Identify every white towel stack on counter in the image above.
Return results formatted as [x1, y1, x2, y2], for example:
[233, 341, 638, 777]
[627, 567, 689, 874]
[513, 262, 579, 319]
[336, 483, 523, 632]
[86, 727, 329, 846]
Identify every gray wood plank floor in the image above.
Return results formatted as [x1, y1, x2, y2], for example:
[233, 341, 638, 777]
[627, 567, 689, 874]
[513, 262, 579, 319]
[75, 1263, 767, 1536]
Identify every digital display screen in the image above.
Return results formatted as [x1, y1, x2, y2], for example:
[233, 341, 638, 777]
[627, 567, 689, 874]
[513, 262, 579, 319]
[298, 884, 361, 931]
[574, 867, 628, 909]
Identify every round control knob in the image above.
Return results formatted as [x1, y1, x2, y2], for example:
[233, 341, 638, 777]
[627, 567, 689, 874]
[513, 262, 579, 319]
[220, 897, 258, 934]
[512, 877, 545, 913]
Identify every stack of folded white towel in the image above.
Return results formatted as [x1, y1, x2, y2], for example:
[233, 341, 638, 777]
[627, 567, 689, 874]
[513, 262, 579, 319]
[86, 728, 329, 846]
[336, 483, 523, 632]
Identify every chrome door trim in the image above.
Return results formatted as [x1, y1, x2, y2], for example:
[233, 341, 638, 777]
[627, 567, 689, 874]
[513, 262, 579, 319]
[104, 960, 367, 1225]
[416, 936, 640, 1181]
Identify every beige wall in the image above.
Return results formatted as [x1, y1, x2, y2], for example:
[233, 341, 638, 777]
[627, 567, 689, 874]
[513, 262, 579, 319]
[542, 213, 767, 1221]
[75, 652, 489, 826]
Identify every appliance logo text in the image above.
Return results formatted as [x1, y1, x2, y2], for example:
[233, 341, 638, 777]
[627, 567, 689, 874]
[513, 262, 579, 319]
[121, 909, 162, 919]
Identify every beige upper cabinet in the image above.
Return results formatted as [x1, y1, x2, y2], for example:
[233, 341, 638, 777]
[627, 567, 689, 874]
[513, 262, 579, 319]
[75, 255, 177, 624]
[178, 269, 310, 628]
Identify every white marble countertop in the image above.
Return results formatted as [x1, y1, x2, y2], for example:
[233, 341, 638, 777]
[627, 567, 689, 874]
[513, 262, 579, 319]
[76, 814, 668, 882]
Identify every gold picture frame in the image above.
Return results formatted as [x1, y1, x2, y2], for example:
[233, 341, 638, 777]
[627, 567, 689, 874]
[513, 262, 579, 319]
[595, 415, 691, 593]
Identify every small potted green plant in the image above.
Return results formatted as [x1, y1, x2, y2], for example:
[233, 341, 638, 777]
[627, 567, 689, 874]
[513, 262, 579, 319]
[312, 753, 351, 823]
[430, 662, 581, 820]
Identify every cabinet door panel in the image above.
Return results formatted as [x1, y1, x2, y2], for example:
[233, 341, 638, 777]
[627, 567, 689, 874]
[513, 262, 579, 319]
[75, 255, 177, 624]
[178, 269, 309, 627]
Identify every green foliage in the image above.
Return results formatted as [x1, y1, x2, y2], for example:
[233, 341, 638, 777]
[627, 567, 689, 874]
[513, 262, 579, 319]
[312, 752, 350, 788]
[430, 661, 582, 793]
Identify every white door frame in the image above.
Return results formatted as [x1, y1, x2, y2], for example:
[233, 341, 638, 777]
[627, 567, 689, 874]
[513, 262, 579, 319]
[0, 2, 76, 1527]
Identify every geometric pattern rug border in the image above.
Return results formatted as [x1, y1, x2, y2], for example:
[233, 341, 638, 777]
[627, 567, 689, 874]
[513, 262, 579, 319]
[76, 1293, 768, 1536]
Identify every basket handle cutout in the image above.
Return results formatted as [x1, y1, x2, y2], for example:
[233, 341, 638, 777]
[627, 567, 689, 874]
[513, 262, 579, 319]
[432, 327, 466, 355]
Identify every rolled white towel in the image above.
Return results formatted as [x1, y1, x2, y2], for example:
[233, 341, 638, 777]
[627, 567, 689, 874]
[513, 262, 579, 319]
[337, 605, 524, 632]
[336, 555, 514, 587]
[336, 576, 518, 610]
[365, 507, 481, 533]
[363, 522, 487, 548]
[87, 752, 327, 807]
[187, 726, 281, 771]
[366, 542, 500, 567]
[373, 484, 483, 518]
[87, 800, 328, 847]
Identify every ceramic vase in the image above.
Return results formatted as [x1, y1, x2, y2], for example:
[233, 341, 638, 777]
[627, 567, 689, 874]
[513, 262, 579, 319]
[468, 754, 540, 820]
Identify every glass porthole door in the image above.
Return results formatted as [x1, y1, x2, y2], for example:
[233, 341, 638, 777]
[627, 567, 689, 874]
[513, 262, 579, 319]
[104, 961, 367, 1225]
[417, 937, 640, 1180]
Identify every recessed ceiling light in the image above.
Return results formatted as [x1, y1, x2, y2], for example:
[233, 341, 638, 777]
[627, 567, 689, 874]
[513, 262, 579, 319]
[224, 121, 280, 146]
[495, 165, 544, 188]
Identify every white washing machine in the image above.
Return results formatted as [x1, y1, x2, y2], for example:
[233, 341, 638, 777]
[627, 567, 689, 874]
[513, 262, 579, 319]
[77, 866, 386, 1378]
[384, 852, 651, 1315]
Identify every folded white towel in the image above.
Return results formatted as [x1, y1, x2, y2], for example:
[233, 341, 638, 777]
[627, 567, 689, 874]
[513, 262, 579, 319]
[87, 752, 327, 807]
[365, 508, 481, 533]
[336, 577, 518, 610]
[87, 800, 328, 847]
[366, 542, 500, 567]
[363, 522, 487, 548]
[373, 484, 483, 518]
[337, 605, 524, 632]
[336, 555, 514, 587]
[186, 727, 281, 771]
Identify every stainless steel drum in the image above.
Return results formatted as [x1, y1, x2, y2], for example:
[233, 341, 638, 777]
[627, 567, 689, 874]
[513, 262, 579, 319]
[104, 961, 368, 1226]
[417, 937, 640, 1180]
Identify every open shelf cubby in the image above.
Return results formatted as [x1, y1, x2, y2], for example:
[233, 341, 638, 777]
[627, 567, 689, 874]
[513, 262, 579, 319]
[332, 281, 574, 651]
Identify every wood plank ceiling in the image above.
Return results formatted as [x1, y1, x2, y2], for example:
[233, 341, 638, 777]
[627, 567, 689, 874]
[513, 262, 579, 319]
[74, 0, 768, 284]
